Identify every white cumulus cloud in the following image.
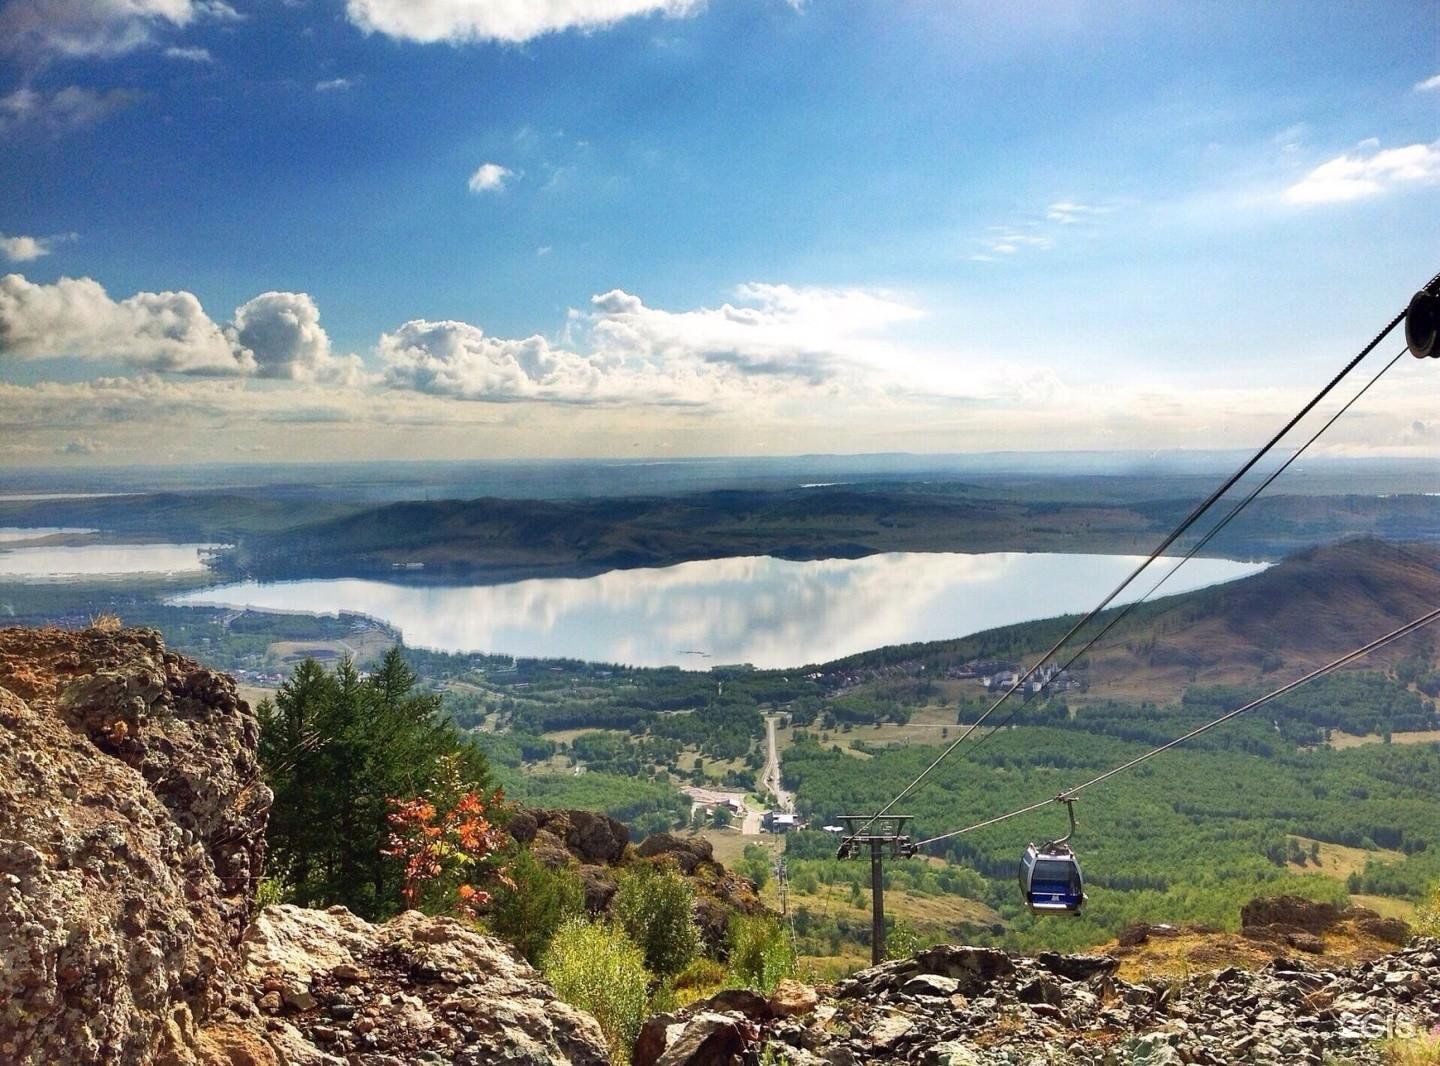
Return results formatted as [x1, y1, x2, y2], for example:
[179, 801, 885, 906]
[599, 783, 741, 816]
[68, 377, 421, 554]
[380, 283, 925, 406]
[378, 320, 608, 403]
[228, 291, 366, 384]
[467, 162, 514, 193]
[0, 275, 376, 381]
[586, 283, 923, 385]
[0, 232, 66, 262]
[1415, 73, 1440, 92]
[0, 273, 251, 374]
[1284, 141, 1440, 204]
[345, 0, 700, 45]
[315, 77, 354, 92]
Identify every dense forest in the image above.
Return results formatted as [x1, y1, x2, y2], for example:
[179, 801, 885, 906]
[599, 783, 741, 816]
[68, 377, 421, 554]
[780, 716, 1440, 952]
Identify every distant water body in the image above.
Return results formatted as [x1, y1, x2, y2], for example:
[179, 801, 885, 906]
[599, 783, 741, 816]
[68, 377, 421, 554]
[173, 551, 1267, 669]
[0, 527, 97, 544]
[0, 542, 220, 579]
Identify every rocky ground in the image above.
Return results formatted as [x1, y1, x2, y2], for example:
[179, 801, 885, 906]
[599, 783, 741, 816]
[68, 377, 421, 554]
[233, 904, 607, 1065]
[640, 936, 1440, 1065]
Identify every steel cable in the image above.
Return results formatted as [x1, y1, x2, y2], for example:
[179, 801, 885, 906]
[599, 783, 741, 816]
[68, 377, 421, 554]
[951, 345, 1411, 762]
[842, 296, 1415, 844]
[913, 603, 1440, 848]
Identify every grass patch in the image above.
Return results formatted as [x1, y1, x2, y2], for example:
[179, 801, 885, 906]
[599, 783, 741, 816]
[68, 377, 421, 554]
[1329, 730, 1440, 750]
[1349, 894, 1418, 921]
[1287, 836, 1406, 880]
[1381, 1032, 1440, 1065]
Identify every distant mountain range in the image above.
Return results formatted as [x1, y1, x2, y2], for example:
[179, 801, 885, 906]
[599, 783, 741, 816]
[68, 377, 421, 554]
[198, 485, 1440, 584]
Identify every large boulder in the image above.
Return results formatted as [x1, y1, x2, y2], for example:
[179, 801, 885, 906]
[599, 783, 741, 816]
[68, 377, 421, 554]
[636, 833, 714, 875]
[236, 904, 609, 1065]
[1354, 914, 1412, 945]
[510, 808, 630, 866]
[1036, 952, 1119, 982]
[631, 989, 770, 1066]
[0, 626, 270, 1065]
[1241, 895, 1342, 936]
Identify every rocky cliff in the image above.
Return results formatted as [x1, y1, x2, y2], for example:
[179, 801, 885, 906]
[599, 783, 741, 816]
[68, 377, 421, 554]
[0, 625, 271, 1064]
[0, 625, 610, 1065]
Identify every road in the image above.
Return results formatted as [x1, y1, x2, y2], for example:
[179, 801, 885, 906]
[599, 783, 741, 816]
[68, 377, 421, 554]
[681, 717, 792, 835]
[762, 715, 794, 813]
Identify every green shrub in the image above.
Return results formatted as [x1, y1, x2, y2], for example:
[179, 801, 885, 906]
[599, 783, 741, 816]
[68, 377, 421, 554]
[735, 844, 773, 889]
[727, 914, 796, 994]
[487, 849, 585, 963]
[254, 876, 289, 909]
[1417, 882, 1440, 938]
[884, 920, 922, 961]
[542, 918, 652, 1064]
[613, 861, 702, 978]
[674, 957, 728, 991]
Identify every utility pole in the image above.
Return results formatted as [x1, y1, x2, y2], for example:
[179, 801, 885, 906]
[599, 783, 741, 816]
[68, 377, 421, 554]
[836, 814, 916, 965]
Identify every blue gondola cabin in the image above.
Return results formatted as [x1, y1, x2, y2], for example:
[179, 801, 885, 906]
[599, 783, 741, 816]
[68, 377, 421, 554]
[1019, 843, 1086, 915]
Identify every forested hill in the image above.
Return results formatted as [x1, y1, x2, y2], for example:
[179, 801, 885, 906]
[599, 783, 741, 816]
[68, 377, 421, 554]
[827, 538, 1440, 696]
[208, 488, 1162, 581]
[205, 485, 1440, 582]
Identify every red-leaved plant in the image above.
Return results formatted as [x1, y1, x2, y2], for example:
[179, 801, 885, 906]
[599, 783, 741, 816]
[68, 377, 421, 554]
[384, 754, 509, 918]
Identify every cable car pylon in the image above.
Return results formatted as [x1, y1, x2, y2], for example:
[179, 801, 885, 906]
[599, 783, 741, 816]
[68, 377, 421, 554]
[835, 813, 917, 964]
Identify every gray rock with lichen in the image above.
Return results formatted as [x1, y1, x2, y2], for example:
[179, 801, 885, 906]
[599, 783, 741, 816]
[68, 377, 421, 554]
[0, 625, 610, 1066]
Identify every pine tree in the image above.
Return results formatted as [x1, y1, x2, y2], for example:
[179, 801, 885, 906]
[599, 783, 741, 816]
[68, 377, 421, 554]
[257, 647, 491, 918]
[258, 658, 334, 904]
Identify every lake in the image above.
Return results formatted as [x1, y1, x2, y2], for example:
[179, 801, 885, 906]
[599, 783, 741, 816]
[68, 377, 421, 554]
[0, 542, 222, 579]
[171, 551, 1267, 668]
[0, 527, 97, 544]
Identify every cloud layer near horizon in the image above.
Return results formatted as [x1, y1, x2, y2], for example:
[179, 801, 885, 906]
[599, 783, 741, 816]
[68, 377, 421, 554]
[4, 355, 1435, 467]
[3, 270, 1438, 464]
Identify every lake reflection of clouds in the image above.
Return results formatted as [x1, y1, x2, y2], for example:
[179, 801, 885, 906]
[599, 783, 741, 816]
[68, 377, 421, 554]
[0, 543, 218, 577]
[173, 552, 1268, 669]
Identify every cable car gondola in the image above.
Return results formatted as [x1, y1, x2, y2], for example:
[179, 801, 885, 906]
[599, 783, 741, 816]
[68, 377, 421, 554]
[1018, 796, 1086, 915]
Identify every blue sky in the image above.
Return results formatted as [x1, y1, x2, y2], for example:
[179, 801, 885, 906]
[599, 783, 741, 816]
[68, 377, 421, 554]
[1, 0, 1437, 464]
